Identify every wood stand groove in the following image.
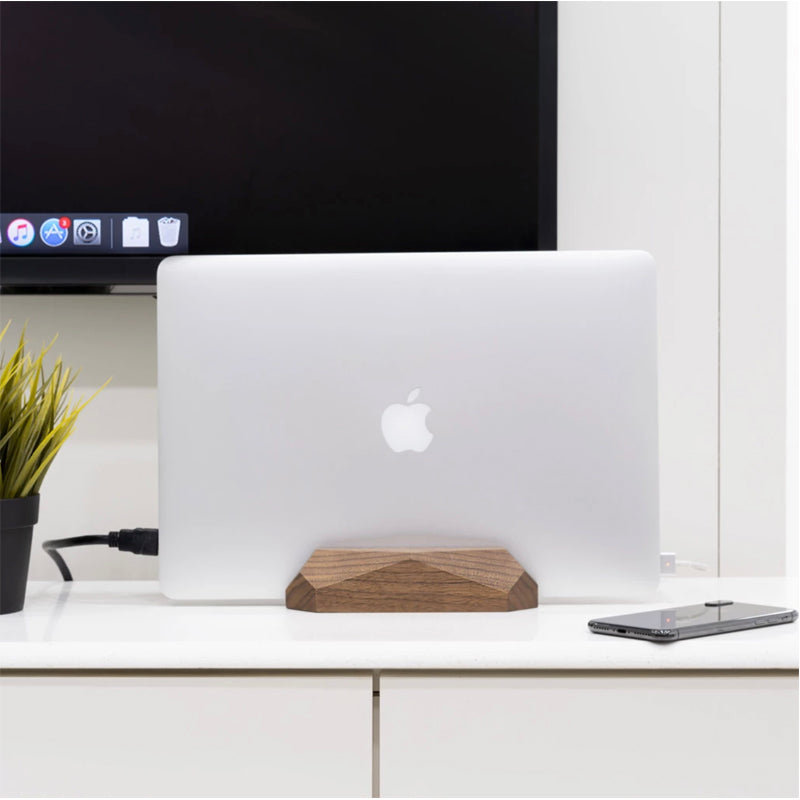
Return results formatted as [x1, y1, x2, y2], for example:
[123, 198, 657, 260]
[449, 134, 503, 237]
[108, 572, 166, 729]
[286, 548, 538, 612]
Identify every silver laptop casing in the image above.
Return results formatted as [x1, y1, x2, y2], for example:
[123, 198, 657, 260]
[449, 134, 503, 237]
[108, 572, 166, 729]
[157, 251, 659, 601]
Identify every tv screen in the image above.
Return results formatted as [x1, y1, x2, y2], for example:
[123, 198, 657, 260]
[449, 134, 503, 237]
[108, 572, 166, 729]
[0, 1, 556, 290]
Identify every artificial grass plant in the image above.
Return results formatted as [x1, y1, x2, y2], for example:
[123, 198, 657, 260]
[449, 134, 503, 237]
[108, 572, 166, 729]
[0, 321, 109, 499]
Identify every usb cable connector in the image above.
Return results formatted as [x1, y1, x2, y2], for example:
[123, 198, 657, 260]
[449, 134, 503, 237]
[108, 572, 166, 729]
[42, 528, 159, 581]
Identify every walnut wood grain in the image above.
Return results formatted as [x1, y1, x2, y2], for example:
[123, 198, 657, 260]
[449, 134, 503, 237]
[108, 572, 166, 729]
[285, 548, 538, 612]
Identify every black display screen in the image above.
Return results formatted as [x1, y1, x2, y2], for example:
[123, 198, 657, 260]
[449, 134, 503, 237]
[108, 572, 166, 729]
[0, 2, 556, 288]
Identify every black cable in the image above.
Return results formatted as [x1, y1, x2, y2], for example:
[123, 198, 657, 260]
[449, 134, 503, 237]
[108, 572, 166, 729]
[45, 548, 74, 582]
[42, 535, 110, 581]
[42, 529, 158, 581]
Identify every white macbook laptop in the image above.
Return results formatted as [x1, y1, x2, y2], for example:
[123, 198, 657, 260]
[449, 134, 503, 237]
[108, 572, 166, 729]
[157, 251, 659, 601]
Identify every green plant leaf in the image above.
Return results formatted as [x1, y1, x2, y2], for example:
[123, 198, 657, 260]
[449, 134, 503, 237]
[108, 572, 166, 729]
[0, 323, 109, 499]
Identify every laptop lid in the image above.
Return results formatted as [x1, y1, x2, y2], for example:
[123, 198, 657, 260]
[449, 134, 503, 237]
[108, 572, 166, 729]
[157, 251, 659, 601]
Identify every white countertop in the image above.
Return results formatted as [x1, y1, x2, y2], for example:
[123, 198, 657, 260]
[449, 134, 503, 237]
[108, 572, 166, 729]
[0, 579, 796, 671]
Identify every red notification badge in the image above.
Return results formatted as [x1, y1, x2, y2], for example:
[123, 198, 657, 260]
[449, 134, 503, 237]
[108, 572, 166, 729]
[59, 217, 71, 228]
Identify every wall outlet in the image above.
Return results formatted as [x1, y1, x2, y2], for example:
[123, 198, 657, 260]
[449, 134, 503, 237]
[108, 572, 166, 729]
[660, 552, 677, 574]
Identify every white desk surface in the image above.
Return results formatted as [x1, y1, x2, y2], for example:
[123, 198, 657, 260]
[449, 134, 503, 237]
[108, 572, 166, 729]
[0, 578, 796, 671]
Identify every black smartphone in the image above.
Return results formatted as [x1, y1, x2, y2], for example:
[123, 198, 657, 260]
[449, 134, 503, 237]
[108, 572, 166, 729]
[588, 601, 798, 642]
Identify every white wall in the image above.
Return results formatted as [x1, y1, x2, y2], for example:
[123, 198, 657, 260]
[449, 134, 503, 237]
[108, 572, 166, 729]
[0, 296, 160, 581]
[559, 0, 721, 574]
[719, 1, 788, 575]
[2, 0, 792, 582]
[560, 0, 791, 576]
[788, 0, 799, 578]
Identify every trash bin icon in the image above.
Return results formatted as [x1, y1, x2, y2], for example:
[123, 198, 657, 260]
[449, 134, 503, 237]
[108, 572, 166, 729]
[157, 217, 181, 247]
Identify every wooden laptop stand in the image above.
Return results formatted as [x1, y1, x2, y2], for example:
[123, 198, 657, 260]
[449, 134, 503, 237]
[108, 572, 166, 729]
[286, 547, 537, 612]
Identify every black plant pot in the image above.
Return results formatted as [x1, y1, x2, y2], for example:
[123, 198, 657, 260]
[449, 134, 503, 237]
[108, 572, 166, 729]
[0, 494, 40, 614]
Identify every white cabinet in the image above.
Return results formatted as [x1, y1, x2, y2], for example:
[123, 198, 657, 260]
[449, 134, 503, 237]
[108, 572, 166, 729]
[2, 582, 797, 798]
[2, 669, 797, 798]
[380, 671, 799, 798]
[0, 672, 373, 798]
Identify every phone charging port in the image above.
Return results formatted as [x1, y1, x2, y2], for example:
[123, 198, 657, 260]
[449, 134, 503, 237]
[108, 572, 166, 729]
[616, 628, 627, 634]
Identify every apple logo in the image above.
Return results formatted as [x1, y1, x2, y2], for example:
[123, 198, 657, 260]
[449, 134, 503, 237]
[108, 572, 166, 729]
[381, 388, 434, 453]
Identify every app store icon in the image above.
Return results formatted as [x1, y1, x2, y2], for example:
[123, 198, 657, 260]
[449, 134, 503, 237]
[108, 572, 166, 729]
[40, 218, 69, 247]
